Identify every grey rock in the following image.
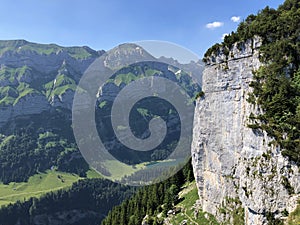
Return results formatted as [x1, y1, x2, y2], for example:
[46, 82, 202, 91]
[50, 89, 74, 110]
[0, 93, 51, 127]
[192, 37, 300, 224]
[142, 215, 149, 225]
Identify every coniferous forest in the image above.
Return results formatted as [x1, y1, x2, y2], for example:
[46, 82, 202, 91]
[0, 178, 135, 225]
[0, 161, 194, 225]
[101, 160, 194, 225]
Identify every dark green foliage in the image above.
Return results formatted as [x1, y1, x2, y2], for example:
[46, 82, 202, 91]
[0, 200, 32, 225]
[219, 198, 245, 225]
[282, 208, 289, 217]
[0, 179, 135, 225]
[266, 211, 284, 225]
[205, 0, 300, 166]
[204, 43, 222, 59]
[195, 91, 205, 99]
[0, 110, 89, 184]
[101, 160, 194, 225]
[281, 176, 295, 195]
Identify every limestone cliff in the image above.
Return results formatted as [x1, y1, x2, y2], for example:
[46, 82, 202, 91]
[191, 38, 300, 224]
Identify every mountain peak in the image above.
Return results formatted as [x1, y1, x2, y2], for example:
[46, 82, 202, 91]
[103, 43, 156, 70]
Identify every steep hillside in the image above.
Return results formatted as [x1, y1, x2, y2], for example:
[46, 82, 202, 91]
[101, 160, 197, 225]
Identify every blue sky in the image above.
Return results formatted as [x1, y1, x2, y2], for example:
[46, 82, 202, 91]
[0, 0, 284, 58]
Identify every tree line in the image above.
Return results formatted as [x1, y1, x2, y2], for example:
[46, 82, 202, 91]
[0, 178, 135, 225]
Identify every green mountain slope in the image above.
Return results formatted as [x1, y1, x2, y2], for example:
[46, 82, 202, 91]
[0, 40, 100, 59]
[0, 170, 81, 207]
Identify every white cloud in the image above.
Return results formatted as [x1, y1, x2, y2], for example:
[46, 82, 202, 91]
[206, 21, 224, 29]
[231, 16, 240, 23]
[222, 33, 229, 40]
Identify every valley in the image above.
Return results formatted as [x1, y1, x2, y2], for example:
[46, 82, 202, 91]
[0, 0, 300, 224]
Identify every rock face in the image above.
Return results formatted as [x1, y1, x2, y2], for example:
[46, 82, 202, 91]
[191, 38, 300, 224]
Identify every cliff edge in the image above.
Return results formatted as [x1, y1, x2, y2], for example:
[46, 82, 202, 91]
[191, 38, 300, 224]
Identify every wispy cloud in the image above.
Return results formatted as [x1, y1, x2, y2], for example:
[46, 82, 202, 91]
[206, 21, 224, 29]
[231, 16, 240, 23]
[222, 33, 229, 40]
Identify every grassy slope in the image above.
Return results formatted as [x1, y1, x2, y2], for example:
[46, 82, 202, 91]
[103, 160, 146, 181]
[287, 201, 300, 225]
[0, 169, 102, 207]
[170, 183, 299, 225]
[102, 159, 177, 181]
[166, 182, 219, 225]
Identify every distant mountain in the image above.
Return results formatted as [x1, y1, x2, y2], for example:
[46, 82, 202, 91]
[158, 56, 203, 86]
[0, 39, 202, 184]
[0, 39, 203, 224]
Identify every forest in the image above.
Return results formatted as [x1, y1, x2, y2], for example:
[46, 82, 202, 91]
[0, 160, 194, 225]
[0, 178, 135, 225]
[101, 160, 194, 225]
[0, 109, 89, 184]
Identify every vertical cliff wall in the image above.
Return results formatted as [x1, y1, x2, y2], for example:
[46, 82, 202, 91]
[192, 38, 300, 224]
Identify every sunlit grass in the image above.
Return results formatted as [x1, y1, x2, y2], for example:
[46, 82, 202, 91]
[0, 170, 82, 207]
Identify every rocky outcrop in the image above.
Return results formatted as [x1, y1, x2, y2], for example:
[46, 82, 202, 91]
[191, 38, 300, 224]
[49, 89, 74, 110]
